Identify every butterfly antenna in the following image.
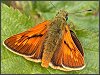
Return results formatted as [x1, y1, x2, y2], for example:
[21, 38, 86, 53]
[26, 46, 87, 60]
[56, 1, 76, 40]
[69, 9, 92, 14]
[50, 1, 57, 10]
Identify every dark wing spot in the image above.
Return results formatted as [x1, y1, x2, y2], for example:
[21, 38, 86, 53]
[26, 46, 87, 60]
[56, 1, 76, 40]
[64, 41, 72, 50]
[28, 34, 43, 39]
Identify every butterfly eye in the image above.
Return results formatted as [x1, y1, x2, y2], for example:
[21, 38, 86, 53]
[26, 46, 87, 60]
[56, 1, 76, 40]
[66, 16, 68, 21]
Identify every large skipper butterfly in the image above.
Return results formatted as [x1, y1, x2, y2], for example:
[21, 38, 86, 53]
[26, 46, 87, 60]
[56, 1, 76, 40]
[3, 10, 85, 71]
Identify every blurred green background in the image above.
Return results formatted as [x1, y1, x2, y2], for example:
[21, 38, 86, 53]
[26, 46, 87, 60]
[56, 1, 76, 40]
[1, 1, 99, 74]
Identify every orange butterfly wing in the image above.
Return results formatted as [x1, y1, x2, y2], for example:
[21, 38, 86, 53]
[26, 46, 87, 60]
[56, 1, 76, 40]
[50, 25, 85, 71]
[4, 21, 50, 61]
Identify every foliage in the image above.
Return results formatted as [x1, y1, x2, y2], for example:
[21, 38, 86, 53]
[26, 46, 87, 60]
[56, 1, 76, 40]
[1, 1, 99, 74]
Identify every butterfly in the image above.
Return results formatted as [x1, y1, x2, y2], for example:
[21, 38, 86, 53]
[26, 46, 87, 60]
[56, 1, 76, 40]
[3, 10, 85, 71]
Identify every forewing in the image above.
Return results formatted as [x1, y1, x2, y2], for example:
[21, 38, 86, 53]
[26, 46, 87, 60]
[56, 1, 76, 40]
[4, 21, 50, 58]
[50, 25, 85, 71]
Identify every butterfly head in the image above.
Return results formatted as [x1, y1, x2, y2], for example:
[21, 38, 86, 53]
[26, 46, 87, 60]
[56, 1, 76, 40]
[56, 10, 68, 21]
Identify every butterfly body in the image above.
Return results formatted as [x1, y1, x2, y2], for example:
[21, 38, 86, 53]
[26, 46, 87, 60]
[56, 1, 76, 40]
[42, 11, 67, 68]
[3, 10, 85, 71]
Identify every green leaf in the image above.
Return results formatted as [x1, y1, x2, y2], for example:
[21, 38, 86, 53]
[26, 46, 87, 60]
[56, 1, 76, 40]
[1, 1, 99, 74]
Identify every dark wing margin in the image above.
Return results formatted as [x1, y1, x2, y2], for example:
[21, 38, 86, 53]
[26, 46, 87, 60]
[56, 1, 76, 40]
[70, 30, 84, 56]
